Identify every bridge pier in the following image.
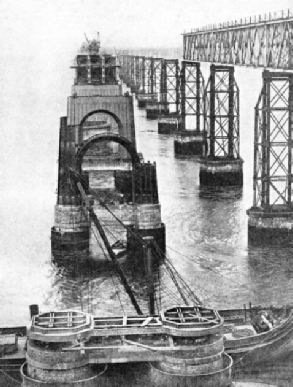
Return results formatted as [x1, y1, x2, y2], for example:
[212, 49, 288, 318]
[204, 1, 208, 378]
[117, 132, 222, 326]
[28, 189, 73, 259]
[51, 118, 91, 253]
[125, 162, 166, 259]
[145, 57, 167, 119]
[174, 61, 206, 155]
[247, 71, 293, 245]
[158, 59, 180, 134]
[21, 311, 106, 386]
[52, 39, 137, 254]
[200, 65, 243, 186]
[21, 307, 233, 387]
[149, 307, 233, 387]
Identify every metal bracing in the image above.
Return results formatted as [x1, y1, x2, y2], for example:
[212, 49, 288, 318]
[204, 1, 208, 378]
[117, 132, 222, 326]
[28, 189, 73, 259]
[183, 9, 293, 69]
[144, 57, 152, 94]
[180, 61, 205, 131]
[253, 71, 293, 208]
[205, 65, 240, 158]
[125, 55, 132, 85]
[134, 56, 145, 93]
[130, 55, 136, 86]
[161, 59, 180, 113]
[150, 58, 163, 96]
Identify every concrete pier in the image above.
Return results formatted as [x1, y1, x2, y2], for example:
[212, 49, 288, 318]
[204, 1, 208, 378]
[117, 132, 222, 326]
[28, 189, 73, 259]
[21, 306, 233, 386]
[149, 307, 233, 386]
[146, 101, 169, 119]
[52, 38, 137, 254]
[199, 158, 243, 187]
[174, 130, 207, 156]
[21, 311, 107, 386]
[158, 116, 179, 134]
[137, 93, 157, 108]
[247, 208, 293, 246]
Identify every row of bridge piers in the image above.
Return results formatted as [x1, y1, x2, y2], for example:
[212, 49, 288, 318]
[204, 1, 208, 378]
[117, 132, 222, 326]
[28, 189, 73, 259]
[119, 55, 243, 187]
[119, 52, 293, 245]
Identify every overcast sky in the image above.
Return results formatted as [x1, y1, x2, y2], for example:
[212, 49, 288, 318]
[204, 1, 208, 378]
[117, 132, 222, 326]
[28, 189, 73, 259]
[1, 0, 292, 53]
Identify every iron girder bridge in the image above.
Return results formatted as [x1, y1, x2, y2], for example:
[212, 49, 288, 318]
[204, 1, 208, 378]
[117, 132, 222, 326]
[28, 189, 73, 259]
[183, 9, 293, 69]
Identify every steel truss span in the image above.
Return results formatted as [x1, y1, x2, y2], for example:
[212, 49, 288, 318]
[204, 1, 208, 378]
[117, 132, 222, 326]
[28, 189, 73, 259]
[253, 71, 293, 208]
[183, 9, 293, 69]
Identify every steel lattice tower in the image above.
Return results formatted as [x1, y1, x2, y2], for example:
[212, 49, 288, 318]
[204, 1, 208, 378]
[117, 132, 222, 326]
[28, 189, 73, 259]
[180, 61, 205, 131]
[205, 65, 240, 159]
[199, 65, 243, 186]
[247, 71, 293, 244]
[161, 59, 180, 114]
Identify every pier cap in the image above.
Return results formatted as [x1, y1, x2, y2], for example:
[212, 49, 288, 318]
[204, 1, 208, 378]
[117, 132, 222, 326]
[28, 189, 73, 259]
[28, 310, 94, 342]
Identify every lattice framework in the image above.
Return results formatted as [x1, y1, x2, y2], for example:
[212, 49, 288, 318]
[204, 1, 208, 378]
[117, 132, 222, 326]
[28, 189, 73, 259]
[253, 71, 293, 208]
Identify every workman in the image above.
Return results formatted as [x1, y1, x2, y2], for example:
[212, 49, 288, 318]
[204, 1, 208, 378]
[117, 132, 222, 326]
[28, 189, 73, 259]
[253, 310, 273, 333]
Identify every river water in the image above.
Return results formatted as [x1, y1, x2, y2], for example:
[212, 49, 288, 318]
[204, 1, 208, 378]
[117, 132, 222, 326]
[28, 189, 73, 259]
[1, 53, 293, 385]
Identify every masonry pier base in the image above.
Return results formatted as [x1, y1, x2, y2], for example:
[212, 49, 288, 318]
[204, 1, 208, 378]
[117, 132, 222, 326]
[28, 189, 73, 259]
[247, 208, 293, 246]
[21, 311, 107, 387]
[199, 158, 243, 187]
[146, 101, 169, 119]
[126, 203, 166, 260]
[137, 93, 157, 108]
[174, 131, 206, 156]
[127, 223, 166, 260]
[158, 117, 178, 134]
[149, 307, 233, 387]
[51, 204, 90, 253]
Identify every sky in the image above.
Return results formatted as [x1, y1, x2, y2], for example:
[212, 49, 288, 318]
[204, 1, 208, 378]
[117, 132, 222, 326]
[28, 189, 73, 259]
[0, 0, 292, 52]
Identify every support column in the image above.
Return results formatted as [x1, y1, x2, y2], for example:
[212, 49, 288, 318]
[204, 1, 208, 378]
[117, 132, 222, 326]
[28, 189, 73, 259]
[137, 57, 155, 108]
[129, 55, 136, 93]
[174, 61, 206, 155]
[199, 65, 243, 186]
[150, 306, 233, 387]
[158, 59, 180, 133]
[126, 162, 166, 260]
[51, 117, 90, 253]
[247, 70, 293, 245]
[21, 310, 106, 386]
[146, 58, 168, 119]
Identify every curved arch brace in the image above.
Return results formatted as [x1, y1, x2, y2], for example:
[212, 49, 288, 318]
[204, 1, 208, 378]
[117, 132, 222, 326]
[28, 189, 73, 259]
[79, 109, 124, 133]
[75, 132, 141, 172]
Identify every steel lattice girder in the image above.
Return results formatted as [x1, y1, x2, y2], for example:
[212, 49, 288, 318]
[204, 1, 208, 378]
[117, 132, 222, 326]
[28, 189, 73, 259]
[161, 59, 180, 112]
[253, 70, 293, 208]
[205, 65, 239, 158]
[183, 16, 293, 69]
[180, 61, 205, 131]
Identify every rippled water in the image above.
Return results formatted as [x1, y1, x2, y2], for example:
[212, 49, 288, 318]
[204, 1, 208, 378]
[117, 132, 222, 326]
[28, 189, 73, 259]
[2, 59, 293, 385]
